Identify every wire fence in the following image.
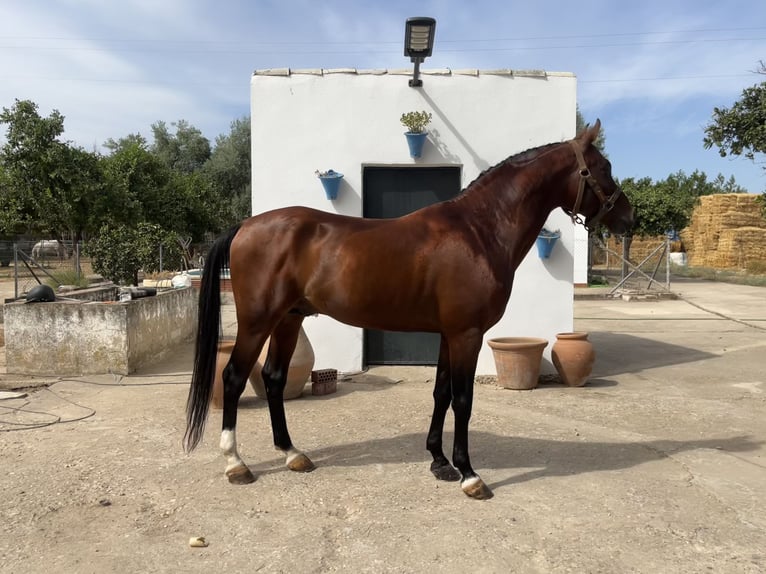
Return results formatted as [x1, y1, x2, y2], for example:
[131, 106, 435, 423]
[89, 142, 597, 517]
[0, 239, 210, 301]
[589, 235, 673, 295]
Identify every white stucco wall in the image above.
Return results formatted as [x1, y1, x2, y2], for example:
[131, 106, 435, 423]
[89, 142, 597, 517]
[251, 68, 578, 375]
[573, 225, 590, 286]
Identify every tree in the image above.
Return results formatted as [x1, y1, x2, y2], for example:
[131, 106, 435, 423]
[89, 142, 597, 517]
[101, 139, 227, 241]
[703, 80, 766, 165]
[0, 99, 105, 239]
[58, 146, 108, 241]
[203, 116, 251, 224]
[100, 140, 170, 228]
[619, 170, 739, 237]
[103, 133, 148, 154]
[87, 222, 183, 285]
[151, 120, 211, 174]
[0, 163, 23, 234]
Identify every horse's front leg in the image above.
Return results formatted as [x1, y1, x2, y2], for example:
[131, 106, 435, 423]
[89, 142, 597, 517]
[262, 315, 315, 473]
[220, 334, 266, 484]
[449, 331, 493, 500]
[427, 336, 461, 482]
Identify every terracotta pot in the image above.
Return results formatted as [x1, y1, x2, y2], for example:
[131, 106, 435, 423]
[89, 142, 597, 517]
[212, 328, 315, 409]
[551, 332, 595, 387]
[249, 327, 315, 400]
[487, 337, 548, 390]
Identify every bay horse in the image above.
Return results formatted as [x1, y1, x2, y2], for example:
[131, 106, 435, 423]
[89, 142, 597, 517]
[184, 121, 634, 499]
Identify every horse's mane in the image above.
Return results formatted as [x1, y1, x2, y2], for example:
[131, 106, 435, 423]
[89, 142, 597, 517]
[463, 141, 564, 192]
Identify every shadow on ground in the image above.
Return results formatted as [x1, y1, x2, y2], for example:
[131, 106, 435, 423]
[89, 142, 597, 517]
[589, 332, 717, 377]
[250, 429, 761, 494]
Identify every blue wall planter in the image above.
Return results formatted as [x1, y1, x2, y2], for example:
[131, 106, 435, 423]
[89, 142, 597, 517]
[317, 171, 344, 200]
[536, 231, 561, 259]
[404, 132, 428, 158]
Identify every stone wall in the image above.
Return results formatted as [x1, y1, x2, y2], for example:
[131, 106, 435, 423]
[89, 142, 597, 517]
[4, 287, 197, 376]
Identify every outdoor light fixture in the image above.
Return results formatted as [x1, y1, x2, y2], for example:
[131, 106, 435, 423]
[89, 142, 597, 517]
[404, 17, 436, 87]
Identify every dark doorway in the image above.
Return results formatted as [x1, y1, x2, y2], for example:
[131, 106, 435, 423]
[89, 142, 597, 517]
[362, 166, 462, 365]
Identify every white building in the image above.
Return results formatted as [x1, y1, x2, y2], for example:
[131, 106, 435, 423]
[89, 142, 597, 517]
[251, 68, 579, 375]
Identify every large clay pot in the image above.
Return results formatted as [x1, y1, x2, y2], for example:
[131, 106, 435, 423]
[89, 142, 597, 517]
[551, 332, 595, 387]
[211, 328, 315, 409]
[249, 327, 315, 400]
[487, 337, 548, 390]
[212, 340, 244, 409]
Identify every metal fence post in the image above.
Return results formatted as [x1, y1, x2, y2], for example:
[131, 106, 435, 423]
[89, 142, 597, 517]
[665, 236, 671, 291]
[13, 243, 19, 300]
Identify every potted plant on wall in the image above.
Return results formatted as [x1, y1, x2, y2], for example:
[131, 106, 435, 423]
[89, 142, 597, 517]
[400, 110, 432, 158]
[536, 227, 561, 259]
[315, 169, 344, 200]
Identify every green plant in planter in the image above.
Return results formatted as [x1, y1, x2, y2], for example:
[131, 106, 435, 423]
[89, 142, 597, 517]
[538, 227, 561, 238]
[400, 111, 432, 134]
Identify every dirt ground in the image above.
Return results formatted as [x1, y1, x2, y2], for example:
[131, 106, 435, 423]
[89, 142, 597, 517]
[0, 279, 765, 573]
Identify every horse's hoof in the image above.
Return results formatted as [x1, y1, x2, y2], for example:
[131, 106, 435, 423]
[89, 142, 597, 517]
[461, 477, 494, 500]
[430, 461, 461, 482]
[287, 453, 316, 473]
[226, 465, 256, 485]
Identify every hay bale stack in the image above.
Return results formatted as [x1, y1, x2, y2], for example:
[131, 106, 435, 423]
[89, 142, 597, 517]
[681, 194, 766, 269]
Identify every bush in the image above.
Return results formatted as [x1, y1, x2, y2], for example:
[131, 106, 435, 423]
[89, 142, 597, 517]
[87, 223, 183, 285]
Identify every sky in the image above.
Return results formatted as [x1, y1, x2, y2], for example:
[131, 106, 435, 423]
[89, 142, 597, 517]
[1, 0, 765, 193]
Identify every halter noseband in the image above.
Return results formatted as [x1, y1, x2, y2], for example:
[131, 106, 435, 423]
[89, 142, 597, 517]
[567, 140, 622, 231]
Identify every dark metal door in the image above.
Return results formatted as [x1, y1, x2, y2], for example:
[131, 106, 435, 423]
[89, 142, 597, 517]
[362, 166, 462, 365]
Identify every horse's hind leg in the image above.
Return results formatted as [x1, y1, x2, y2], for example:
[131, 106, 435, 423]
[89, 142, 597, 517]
[262, 314, 315, 473]
[427, 336, 461, 482]
[220, 332, 268, 485]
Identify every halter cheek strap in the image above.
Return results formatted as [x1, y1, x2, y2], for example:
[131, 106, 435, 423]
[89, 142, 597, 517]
[568, 140, 622, 231]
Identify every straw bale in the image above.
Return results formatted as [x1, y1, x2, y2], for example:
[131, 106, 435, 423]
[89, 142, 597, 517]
[681, 194, 766, 269]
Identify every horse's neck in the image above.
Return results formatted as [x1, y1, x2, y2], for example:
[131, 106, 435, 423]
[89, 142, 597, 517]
[461, 146, 573, 265]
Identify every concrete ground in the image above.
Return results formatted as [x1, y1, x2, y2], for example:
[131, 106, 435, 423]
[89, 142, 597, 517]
[0, 279, 764, 573]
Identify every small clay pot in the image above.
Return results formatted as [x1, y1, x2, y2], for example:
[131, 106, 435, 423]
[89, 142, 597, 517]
[551, 332, 595, 387]
[487, 337, 548, 390]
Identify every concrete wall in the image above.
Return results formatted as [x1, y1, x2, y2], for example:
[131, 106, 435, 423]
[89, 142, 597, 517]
[251, 68, 578, 375]
[4, 287, 197, 376]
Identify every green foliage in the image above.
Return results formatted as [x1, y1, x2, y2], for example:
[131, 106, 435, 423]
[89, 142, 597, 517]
[103, 133, 148, 154]
[703, 81, 766, 163]
[0, 99, 67, 235]
[400, 111, 432, 133]
[0, 99, 108, 240]
[87, 223, 183, 285]
[619, 170, 741, 237]
[0, 98, 245, 247]
[151, 120, 211, 174]
[203, 117, 251, 224]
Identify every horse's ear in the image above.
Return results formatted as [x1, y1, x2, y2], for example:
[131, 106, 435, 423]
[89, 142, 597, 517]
[581, 118, 601, 146]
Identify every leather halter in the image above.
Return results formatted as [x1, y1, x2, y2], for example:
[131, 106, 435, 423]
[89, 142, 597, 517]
[567, 140, 622, 231]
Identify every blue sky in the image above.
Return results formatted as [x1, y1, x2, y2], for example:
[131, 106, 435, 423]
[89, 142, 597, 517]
[1, 0, 765, 193]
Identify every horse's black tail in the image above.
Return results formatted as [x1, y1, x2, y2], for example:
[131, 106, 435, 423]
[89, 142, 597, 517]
[183, 224, 241, 453]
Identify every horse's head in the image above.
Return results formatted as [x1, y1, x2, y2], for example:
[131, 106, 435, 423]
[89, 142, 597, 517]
[566, 120, 634, 235]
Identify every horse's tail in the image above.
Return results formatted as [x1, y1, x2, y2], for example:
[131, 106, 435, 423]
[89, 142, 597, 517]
[183, 224, 241, 453]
